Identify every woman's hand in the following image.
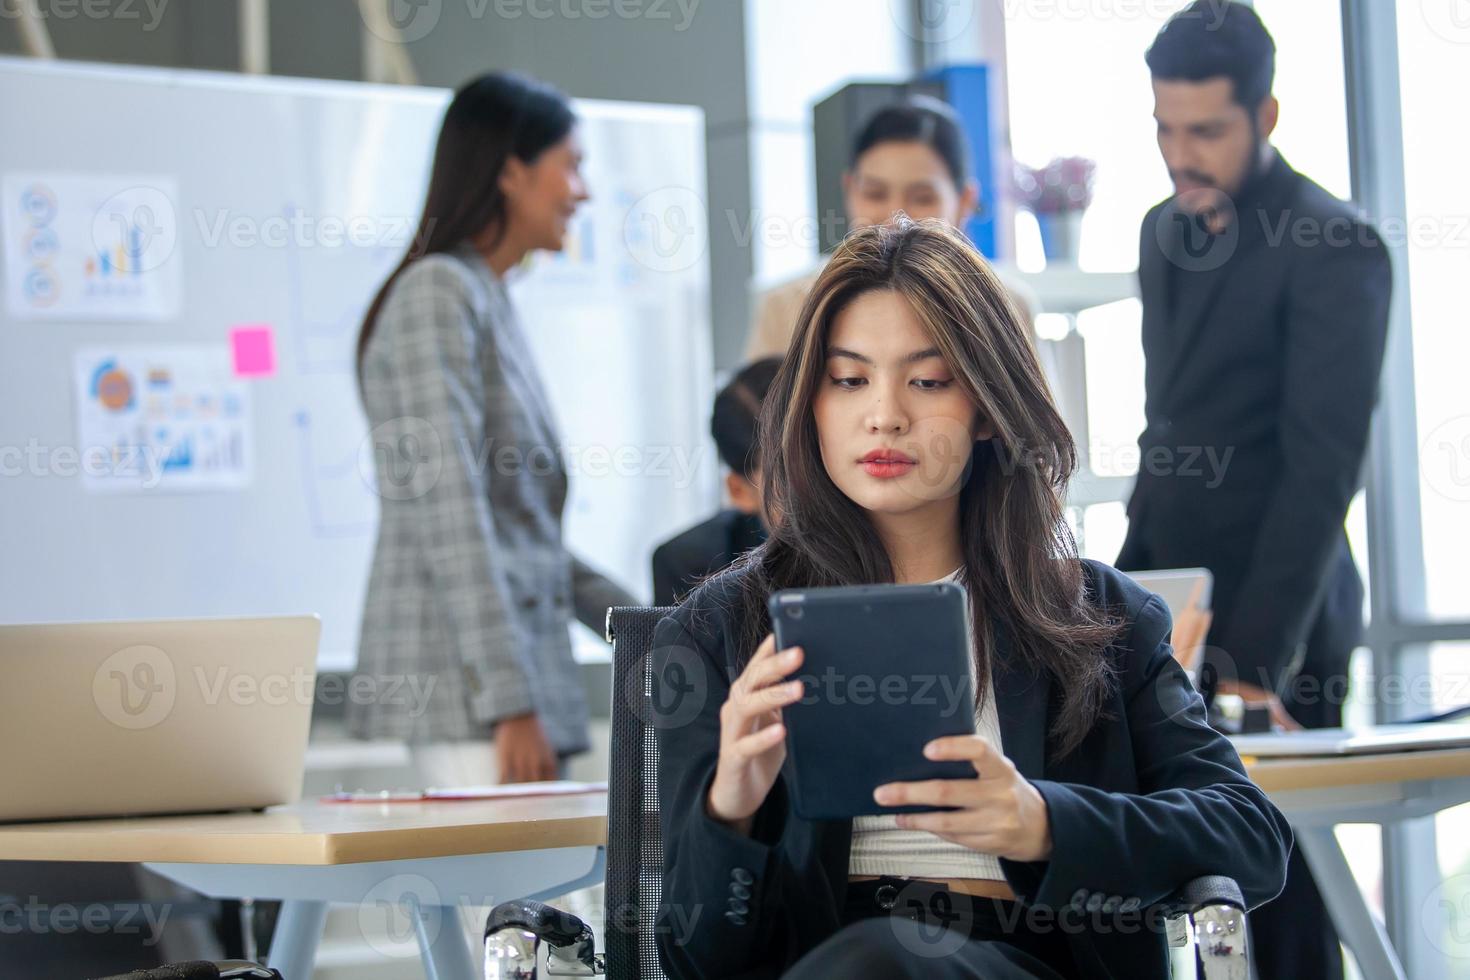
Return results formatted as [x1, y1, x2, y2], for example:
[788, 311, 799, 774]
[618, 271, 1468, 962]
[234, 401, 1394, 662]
[873, 735, 1052, 862]
[706, 633, 805, 834]
[496, 712, 560, 783]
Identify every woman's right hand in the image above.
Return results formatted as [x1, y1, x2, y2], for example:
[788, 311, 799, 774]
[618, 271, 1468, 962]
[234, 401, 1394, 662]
[706, 633, 805, 833]
[496, 712, 559, 783]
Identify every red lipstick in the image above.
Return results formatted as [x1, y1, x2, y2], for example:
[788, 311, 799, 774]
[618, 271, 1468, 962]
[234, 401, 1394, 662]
[859, 448, 916, 479]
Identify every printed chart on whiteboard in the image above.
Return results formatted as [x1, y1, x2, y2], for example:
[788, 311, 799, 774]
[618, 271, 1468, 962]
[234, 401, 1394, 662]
[1, 173, 182, 321]
[71, 346, 253, 493]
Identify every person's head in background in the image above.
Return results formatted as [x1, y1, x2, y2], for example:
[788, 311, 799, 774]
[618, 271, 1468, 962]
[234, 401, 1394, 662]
[711, 357, 782, 522]
[358, 71, 586, 369]
[752, 217, 1113, 754]
[843, 96, 979, 233]
[1146, 0, 1277, 216]
[434, 71, 588, 266]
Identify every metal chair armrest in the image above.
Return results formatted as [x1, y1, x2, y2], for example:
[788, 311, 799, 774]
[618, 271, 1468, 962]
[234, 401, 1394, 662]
[484, 899, 604, 979]
[1154, 876, 1249, 980]
[1155, 874, 1247, 918]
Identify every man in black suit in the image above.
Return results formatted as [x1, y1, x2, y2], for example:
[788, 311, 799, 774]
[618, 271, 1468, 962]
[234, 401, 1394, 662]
[652, 358, 778, 605]
[1117, 4, 1391, 978]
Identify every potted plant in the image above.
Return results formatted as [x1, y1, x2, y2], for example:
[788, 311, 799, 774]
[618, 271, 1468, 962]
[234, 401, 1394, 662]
[1013, 156, 1096, 264]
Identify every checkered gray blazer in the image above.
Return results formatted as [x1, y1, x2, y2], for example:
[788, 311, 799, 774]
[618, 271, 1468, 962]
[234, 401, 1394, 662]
[348, 243, 636, 753]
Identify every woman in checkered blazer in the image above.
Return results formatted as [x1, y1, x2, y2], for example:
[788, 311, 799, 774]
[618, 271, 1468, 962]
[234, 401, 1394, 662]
[349, 72, 635, 784]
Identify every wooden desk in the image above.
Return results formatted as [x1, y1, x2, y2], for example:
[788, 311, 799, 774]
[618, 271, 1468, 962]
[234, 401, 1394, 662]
[1240, 746, 1470, 980]
[1246, 746, 1470, 796]
[0, 793, 608, 980]
[14, 751, 1466, 980]
[0, 793, 606, 865]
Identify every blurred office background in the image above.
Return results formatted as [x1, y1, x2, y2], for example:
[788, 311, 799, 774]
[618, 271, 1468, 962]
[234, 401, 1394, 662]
[2, 1, 1468, 976]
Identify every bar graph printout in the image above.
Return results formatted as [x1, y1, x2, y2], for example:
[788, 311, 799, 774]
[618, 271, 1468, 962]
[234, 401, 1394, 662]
[71, 345, 252, 493]
[2, 173, 182, 321]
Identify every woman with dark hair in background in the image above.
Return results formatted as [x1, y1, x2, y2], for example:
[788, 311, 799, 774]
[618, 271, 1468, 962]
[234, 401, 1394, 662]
[654, 219, 1289, 979]
[745, 95, 1036, 361]
[350, 71, 635, 786]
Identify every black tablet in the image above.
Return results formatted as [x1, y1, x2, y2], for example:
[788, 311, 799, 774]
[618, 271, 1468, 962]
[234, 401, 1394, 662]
[768, 581, 976, 820]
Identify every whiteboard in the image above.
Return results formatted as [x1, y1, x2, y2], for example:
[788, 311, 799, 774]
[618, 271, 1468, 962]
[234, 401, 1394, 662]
[0, 57, 716, 669]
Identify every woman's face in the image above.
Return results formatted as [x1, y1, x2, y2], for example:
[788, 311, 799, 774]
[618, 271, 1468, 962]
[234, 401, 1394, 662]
[813, 289, 991, 521]
[843, 141, 975, 231]
[500, 127, 589, 252]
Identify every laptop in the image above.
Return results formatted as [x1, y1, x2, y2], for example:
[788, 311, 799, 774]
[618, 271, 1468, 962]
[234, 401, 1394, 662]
[1124, 567, 1214, 672]
[1233, 723, 1470, 759]
[0, 615, 319, 822]
[1124, 567, 1214, 623]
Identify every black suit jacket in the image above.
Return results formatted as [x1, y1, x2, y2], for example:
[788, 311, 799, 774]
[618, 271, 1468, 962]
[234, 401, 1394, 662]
[651, 509, 767, 606]
[650, 560, 1291, 979]
[1119, 152, 1391, 693]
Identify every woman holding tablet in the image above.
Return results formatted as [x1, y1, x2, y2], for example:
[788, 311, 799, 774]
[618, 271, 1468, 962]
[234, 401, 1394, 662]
[351, 72, 634, 785]
[652, 218, 1289, 979]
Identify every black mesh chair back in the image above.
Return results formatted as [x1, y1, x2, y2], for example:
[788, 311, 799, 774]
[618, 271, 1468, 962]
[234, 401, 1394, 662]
[604, 606, 677, 980]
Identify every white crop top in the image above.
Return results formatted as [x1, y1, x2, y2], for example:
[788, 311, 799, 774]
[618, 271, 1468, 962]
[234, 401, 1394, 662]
[848, 568, 1007, 882]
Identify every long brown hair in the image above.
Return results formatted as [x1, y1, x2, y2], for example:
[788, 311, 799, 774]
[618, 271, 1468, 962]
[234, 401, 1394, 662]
[726, 217, 1122, 759]
[355, 72, 575, 377]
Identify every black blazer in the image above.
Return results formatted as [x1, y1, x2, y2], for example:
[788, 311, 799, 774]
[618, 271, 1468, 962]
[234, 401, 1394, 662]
[1118, 152, 1391, 693]
[650, 559, 1291, 979]
[651, 509, 767, 606]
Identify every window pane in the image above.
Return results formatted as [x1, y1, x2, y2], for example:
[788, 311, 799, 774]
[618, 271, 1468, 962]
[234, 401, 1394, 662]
[1251, 0, 1351, 198]
[1347, 489, 1372, 626]
[1397, 5, 1470, 621]
[1338, 823, 1385, 920]
[1004, 3, 1187, 272]
[1077, 299, 1146, 479]
[1082, 501, 1128, 564]
[1433, 643, 1470, 973]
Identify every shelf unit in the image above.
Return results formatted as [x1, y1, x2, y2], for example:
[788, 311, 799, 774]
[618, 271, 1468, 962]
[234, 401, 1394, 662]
[996, 264, 1142, 514]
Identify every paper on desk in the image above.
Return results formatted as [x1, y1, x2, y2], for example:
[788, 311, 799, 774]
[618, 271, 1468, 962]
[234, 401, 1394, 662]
[426, 780, 607, 800]
[324, 780, 607, 803]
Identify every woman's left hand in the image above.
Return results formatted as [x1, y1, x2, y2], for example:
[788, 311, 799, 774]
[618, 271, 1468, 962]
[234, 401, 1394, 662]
[873, 735, 1052, 863]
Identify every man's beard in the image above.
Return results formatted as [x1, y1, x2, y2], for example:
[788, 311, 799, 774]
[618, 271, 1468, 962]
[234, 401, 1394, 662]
[1171, 125, 1264, 231]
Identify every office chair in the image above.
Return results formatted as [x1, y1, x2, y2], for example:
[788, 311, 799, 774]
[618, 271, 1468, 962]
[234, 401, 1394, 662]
[92, 962, 281, 980]
[485, 607, 1251, 980]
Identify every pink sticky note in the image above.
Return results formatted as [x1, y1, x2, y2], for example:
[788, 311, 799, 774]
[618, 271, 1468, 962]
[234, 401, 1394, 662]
[230, 325, 277, 378]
